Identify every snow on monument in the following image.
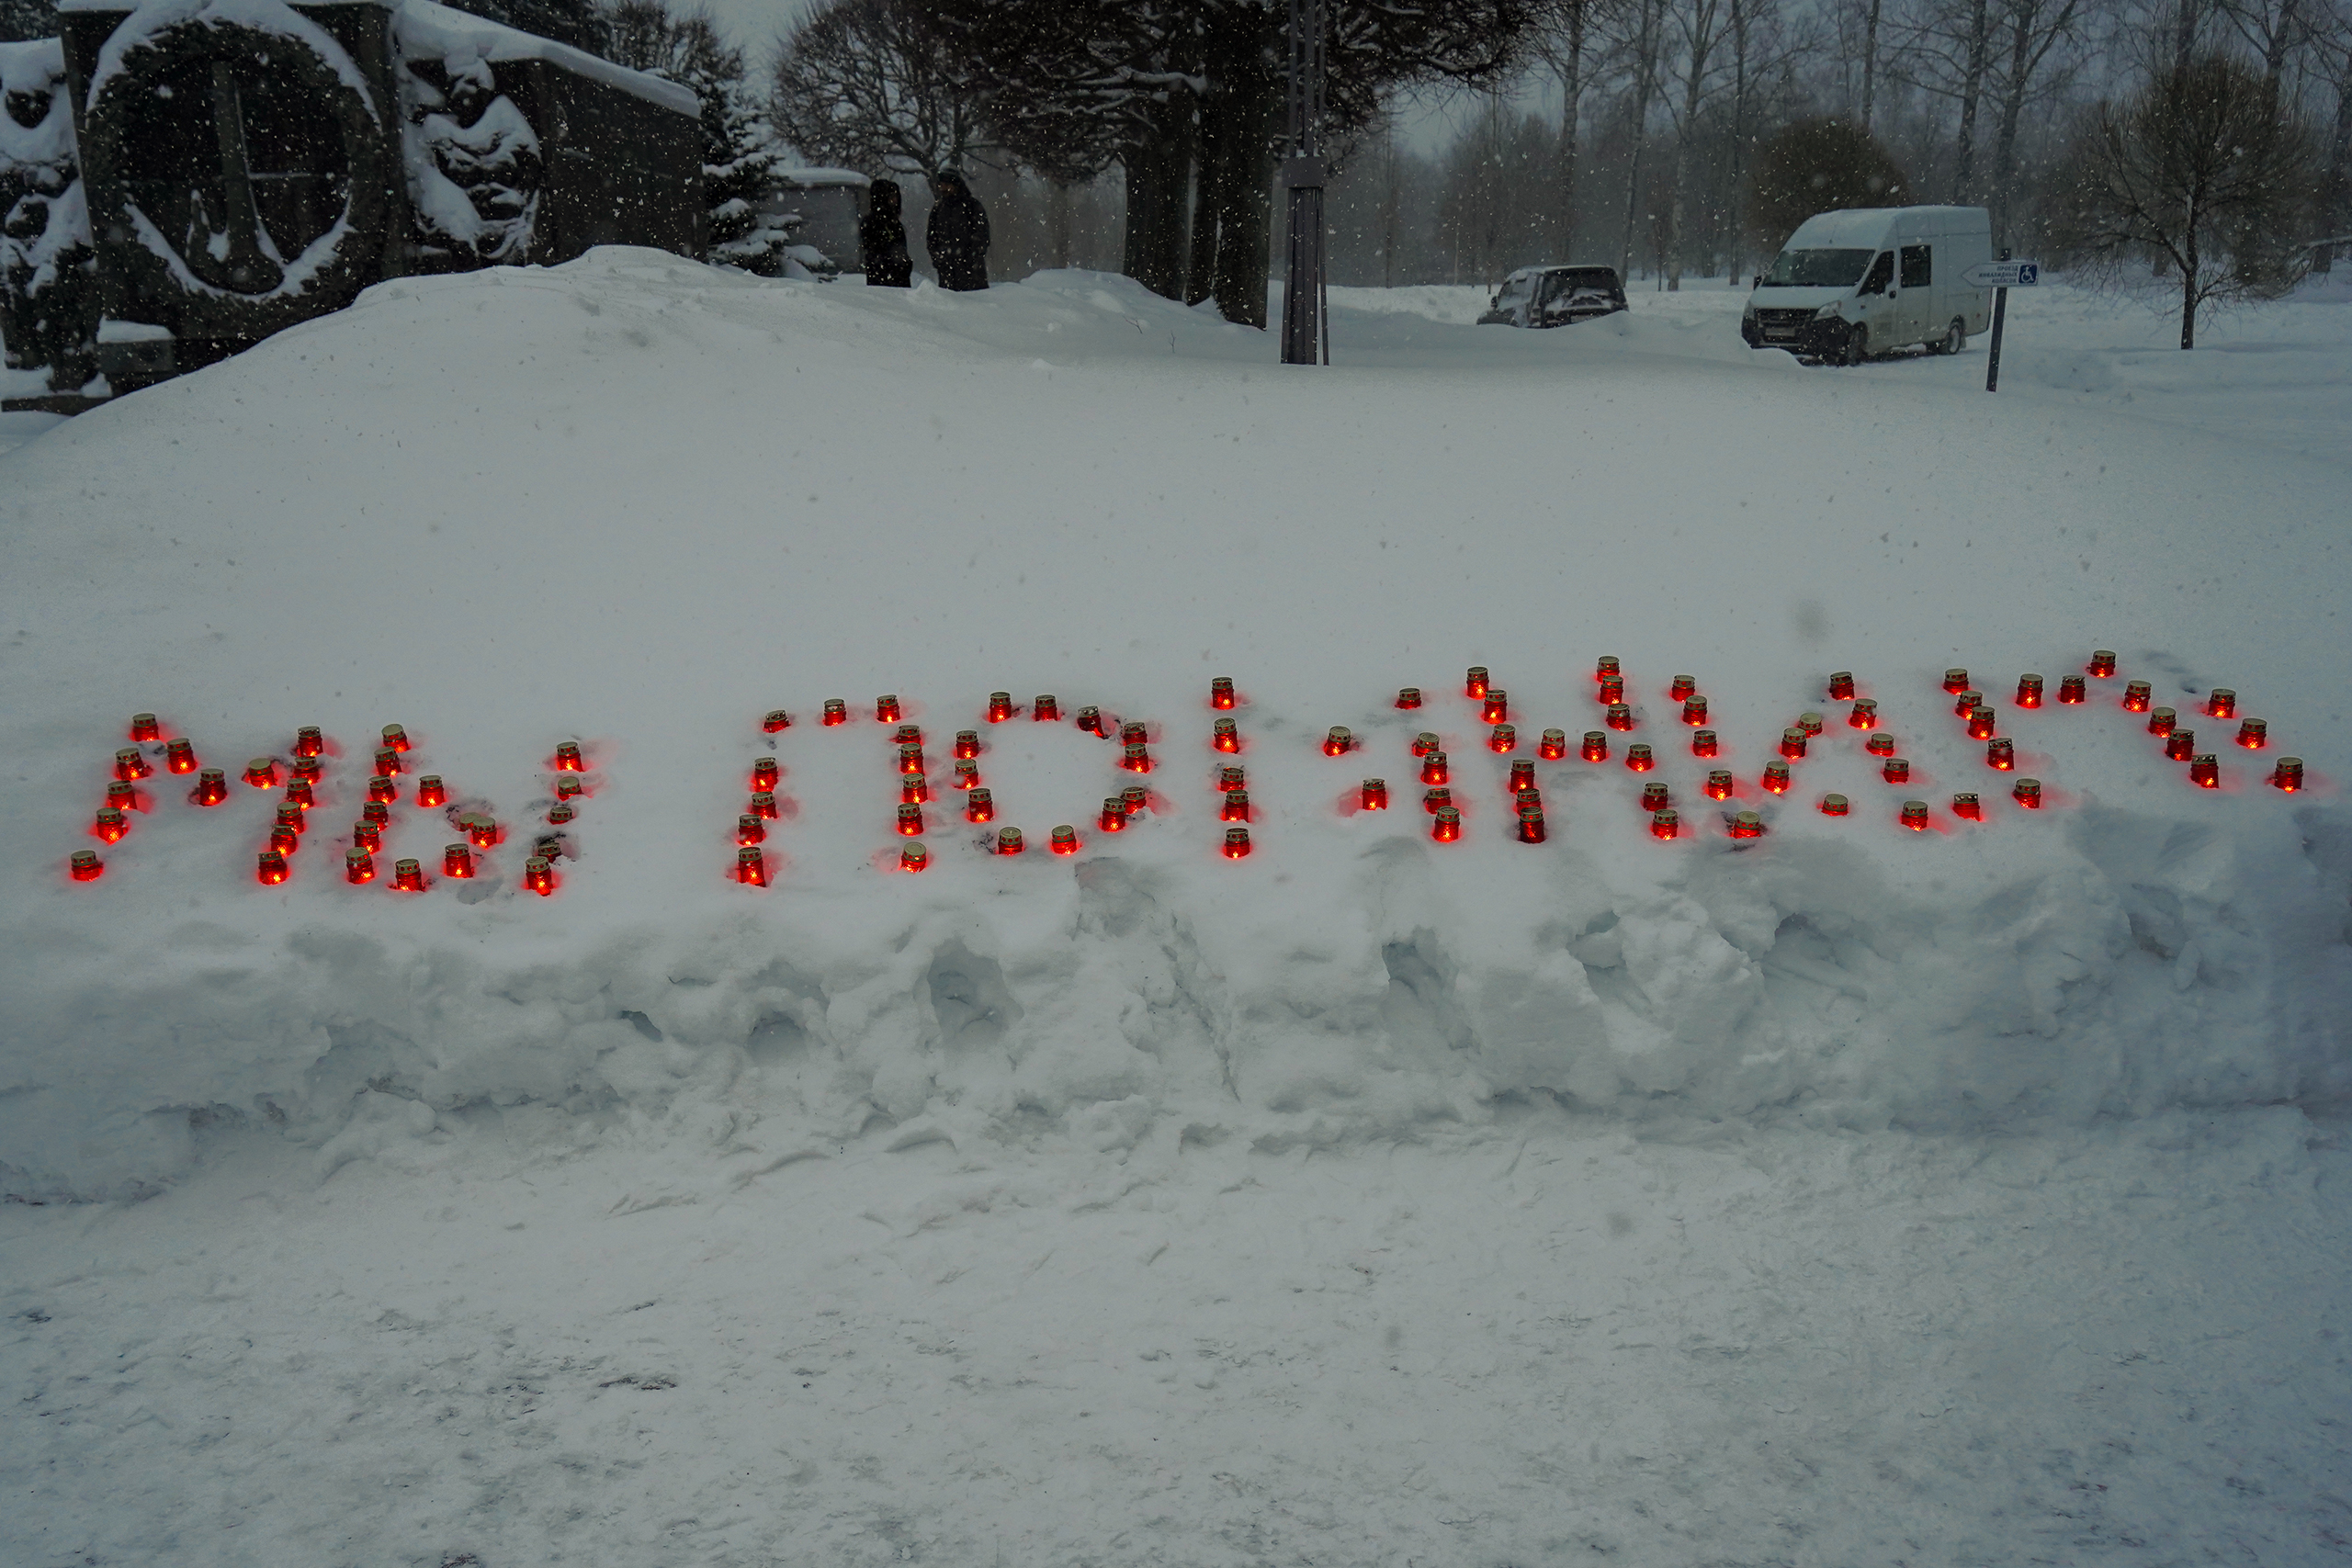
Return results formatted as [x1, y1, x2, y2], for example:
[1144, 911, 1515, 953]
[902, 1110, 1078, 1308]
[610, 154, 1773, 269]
[1, 0, 702, 405]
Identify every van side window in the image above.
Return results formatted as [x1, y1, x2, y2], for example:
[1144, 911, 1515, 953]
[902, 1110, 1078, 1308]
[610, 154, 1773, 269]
[1861, 252, 1894, 294]
[1900, 244, 1931, 288]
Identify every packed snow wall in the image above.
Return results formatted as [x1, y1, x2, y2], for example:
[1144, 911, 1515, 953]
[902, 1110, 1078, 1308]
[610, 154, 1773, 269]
[0, 0, 699, 399]
[10, 665, 2350, 1202]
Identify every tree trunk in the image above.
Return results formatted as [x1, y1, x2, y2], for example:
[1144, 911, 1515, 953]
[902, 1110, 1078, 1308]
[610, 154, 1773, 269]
[1991, 0, 2034, 241]
[1474, 96, 1506, 280]
[1122, 92, 1194, 299]
[1725, 0, 1748, 280]
[1618, 0, 1662, 278]
[2261, 0, 2298, 107]
[1379, 121, 1400, 287]
[1861, 0, 1881, 129]
[1047, 180, 1072, 270]
[1953, 0, 1991, 199]
[1184, 87, 1222, 307]
[1666, 0, 1720, 291]
[1557, 2, 1586, 259]
[1667, 138, 1690, 290]
[2180, 216, 2198, 348]
[2325, 73, 2352, 272]
[2179, 273, 2197, 346]
[1208, 30, 1279, 329]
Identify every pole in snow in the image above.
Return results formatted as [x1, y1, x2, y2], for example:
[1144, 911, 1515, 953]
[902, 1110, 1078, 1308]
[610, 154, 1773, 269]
[1280, 0, 1328, 366]
[1965, 249, 2041, 392]
[1985, 248, 2009, 393]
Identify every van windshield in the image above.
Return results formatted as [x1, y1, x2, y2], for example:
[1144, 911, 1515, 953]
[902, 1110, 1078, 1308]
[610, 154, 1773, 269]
[1761, 248, 1877, 288]
[1493, 275, 1534, 307]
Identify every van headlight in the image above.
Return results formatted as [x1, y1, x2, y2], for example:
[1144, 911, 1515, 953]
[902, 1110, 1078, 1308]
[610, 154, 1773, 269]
[1813, 302, 1844, 321]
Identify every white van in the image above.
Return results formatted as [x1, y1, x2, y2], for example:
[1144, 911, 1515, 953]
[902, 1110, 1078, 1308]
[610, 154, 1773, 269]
[1740, 207, 1993, 364]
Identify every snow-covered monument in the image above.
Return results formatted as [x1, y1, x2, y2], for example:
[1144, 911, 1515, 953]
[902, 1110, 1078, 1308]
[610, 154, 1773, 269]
[1, 0, 702, 406]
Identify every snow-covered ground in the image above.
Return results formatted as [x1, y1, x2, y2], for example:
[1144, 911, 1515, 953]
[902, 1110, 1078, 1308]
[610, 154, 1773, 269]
[1339, 271, 2352, 466]
[3, 255, 2348, 1564]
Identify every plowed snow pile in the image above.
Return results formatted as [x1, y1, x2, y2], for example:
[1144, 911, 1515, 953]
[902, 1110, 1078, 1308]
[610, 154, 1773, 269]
[2, 254, 2347, 1565]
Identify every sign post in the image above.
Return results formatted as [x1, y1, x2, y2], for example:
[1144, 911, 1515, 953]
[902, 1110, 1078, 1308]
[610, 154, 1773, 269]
[1963, 252, 2039, 392]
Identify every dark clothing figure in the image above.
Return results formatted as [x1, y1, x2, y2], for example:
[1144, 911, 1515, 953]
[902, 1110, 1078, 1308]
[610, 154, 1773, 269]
[926, 170, 990, 292]
[859, 179, 912, 288]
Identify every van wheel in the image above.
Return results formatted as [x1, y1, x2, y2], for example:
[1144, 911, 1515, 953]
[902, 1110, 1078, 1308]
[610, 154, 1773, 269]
[1939, 319, 1965, 355]
[1841, 324, 1869, 367]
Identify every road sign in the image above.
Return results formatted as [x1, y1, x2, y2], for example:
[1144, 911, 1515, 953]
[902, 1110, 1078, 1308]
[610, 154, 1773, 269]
[1979, 252, 2037, 392]
[1964, 260, 2039, 288]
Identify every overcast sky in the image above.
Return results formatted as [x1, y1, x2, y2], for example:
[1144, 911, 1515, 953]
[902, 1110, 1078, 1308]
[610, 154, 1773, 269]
[696, 0, 805, 57]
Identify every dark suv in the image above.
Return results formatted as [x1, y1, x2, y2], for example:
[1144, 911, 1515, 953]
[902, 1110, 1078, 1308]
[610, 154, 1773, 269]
[1477, 265, 1629, 328]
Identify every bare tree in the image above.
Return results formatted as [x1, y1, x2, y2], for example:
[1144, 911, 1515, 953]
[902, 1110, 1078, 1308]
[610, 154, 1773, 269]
[1532, 0, 1622, 261]
[1378, 116, 1406, 283]
[1986, 0, 2091, 237]
[769, 0, 994, 176]
[1954, 0, 1994, 194]
[1436, 95, 1555, 278]
[2047, 52, 2321, 344]
[1862, 0, 1884, 124]
[1886, 0, 1997, 198]
[2173, 0, 2209, 74]
[1721, 0, 1806, 276]
[1614, 0, 1668, 274]
[1659, 0, 1729, 287]
[2219, 0, 2310, 98]
[2320, 5, 2352, 265]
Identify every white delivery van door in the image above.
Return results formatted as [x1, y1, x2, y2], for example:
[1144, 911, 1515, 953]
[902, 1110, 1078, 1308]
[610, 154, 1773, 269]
[1854, 249, 1897, 349]
[1895, 241, 1937, 345]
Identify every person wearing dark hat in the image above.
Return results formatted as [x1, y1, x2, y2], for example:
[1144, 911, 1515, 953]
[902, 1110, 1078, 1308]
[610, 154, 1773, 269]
[859, 178, 912, 287]
[926, 168, 990, 292]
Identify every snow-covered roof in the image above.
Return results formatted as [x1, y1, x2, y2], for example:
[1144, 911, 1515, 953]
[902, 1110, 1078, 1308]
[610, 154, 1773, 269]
[782, 167, 872, 189]
[1785, 206, 1989, 247]
[1784, 209, 1901, 247]
[395, 0, 698, 118]
[1501, 263, 1619, 280]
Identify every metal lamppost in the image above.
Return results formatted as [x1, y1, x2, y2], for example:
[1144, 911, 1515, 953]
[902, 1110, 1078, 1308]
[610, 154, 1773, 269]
[1279, 0, 1328, 365]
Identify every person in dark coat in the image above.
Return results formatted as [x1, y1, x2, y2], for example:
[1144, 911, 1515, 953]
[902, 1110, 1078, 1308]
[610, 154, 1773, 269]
[926, 169, 990, 291]
[858, 179, 912, 288]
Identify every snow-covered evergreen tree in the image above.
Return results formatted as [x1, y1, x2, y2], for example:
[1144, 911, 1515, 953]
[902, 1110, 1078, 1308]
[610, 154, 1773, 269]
[0, 0, 55, 45]
[604, 0, 795, 274]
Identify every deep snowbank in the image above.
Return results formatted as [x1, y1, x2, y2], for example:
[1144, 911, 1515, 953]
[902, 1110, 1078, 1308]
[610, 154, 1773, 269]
[2, 254, 2346, 1200]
